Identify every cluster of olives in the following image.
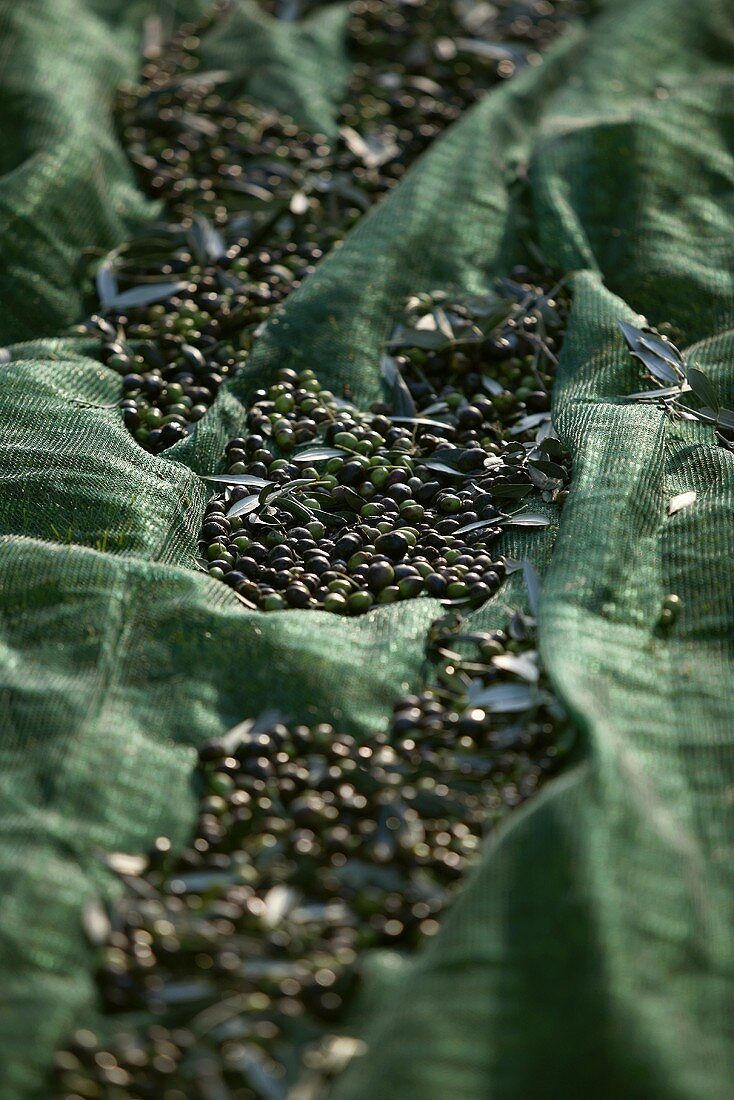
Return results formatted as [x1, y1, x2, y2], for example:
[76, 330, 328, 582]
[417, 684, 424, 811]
[199, 270, 571, 614]
[338, 0, 590, 187]
[199, 362, 527, 613]
[389, 268, 571, 442]
[52, 607, 572, 1100]
[77, 0, 586, 453]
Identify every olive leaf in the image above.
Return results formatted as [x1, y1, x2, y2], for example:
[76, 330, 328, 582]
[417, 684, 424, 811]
[454, 518, 502, 536]
[490, 482, 533, 501]
[188, 215, 226, 264]
[232, 590, 259, 611]
[423, 459, 468, 477]
[509, 411, 550, 434]
[539, 436, 565, 459]
[638, 332, 684, 367]
[686, 367, 719, 411]
[482, 375, 506, 396]
[291, 446, 346, 462]
[502, 512, 551, 527]
[453, 37, 527, 62]
[95, 262, 118, 308]
[340, 125, 400, 169]
[388, 327, 449, 352]
[466, 681, 541, 713]
[381, 353, 417, 417]
[179, 111, 220, 137]
[105, 281, 186, 311]
[522, 560, 542, 615]
[619, 321, 685, 384]
[390, 415, 454, 430]
[627, 384, 688, 401]
[278, 495, 315, 523]
[492, 651, 540, 683]
[227, 494, 261, 519]
[716, 408, 734, 430]
[202, 474, 273, 488]
[500, 558, 525, 575]
[529, 458, 566, 479]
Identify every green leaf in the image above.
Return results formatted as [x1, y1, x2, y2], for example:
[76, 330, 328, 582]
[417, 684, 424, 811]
[423, 460, 467, 477]
[95, 262, 118, 308]
[490, 482, 533, 501]
[291, 447, 346, 462]
[390, 416, 454, 430]
[529, 458, 566, 479]
[492, 651, 540, 683]
[188, 215, 226, 264]
[381, 353, 417, 417]
[454, 518, 501, 536]
[504, 512, 551, 527]
[467, 681, 539, 713]
[686, 367, 719, 411]
[227, 494, 261, 519]
[619, 321, 685, 384]
[717, 408, 734, 430]
[202, 474, 272, 488]
[627, 384, 686, 401]
[523, 561, 542, 615]
[482, 375, 506, 396]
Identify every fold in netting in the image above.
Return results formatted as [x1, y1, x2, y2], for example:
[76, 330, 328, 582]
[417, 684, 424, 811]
[1, 0, 734, 1098]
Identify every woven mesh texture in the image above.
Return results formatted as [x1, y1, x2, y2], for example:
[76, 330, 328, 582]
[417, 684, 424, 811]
[1, 0, 733, 1097]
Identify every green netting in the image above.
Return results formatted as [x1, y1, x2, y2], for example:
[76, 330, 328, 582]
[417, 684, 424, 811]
[1, 0, 734, 1098]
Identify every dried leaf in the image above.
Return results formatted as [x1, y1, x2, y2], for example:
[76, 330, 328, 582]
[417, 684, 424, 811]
[104, 852, 147, 876]
[263, 885, 299, 929]
[82, 898, 111, 946]
[290, 191, 309, 215]
[668, 491, 696, 515]
[340, 125, 400, 168]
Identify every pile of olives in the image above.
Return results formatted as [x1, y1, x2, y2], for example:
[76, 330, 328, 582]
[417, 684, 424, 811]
[53, 603, 572, 1100]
